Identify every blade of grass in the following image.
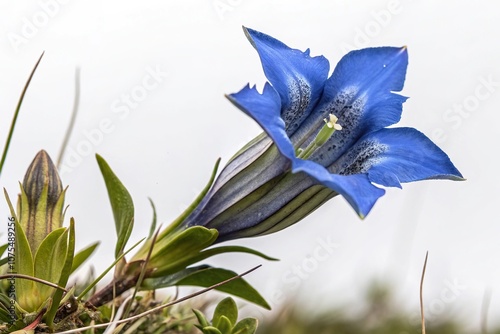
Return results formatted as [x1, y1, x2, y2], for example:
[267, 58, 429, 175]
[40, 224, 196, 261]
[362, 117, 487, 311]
[0, 52, 44, 177]
[76, 238, 144, 301]
[481, 286, 492, 334]
[122, 224, 163, 319]
[147, 197, 157, 239]
[55, 265, 262, 334]
[57, 67, 81, 169]
[420, 251, 428, 334]
[0, 273, 67, 292]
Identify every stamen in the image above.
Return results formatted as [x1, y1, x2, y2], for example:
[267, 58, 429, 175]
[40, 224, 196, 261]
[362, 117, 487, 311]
[297, 114, 342, 159]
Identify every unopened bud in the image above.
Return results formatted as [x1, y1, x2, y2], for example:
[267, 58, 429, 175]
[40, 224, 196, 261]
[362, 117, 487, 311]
[19, 150, 65, 251]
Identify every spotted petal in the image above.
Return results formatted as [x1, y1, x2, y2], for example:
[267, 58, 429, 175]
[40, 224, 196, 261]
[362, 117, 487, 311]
[292, 159, 385, 217]
[228, 84, 385, 217]
[298, 47, 409, 166]
[333, 127, 464, 188]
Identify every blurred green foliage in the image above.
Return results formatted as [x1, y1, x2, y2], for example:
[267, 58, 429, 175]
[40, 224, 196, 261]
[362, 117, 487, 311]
[258, 283, 499, 334]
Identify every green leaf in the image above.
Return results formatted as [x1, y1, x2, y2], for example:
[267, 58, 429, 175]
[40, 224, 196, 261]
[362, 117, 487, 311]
[213, 297, 238, 328]
[3, 188, 18, 220]
[232, 318, 258, 334]
[33, 227, 66, 301]
[201, 326, 222, 334]
[0, 243, 8, 257]
[0, 293, 13, 322]
[0, 243, 8, 267]
[175, 267, 270, 310]
[34, 229, 65, 279]
[0, 307, 11, 323]
[71, 241, 100, 273]
[46, 218, 75, 329]
[13, 219, 35, 311]
[216, 316, 233, 334]
[96, 154, 135, 258]
[192, 245, 279, 264]
[193, 308, 209, 328]
[141, 265, 211, 289]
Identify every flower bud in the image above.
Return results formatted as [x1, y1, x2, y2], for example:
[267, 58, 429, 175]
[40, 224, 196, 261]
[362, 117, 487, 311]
[19, 150, 65, 251]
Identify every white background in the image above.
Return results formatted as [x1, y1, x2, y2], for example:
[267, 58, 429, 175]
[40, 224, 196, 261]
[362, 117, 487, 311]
[0, 0, 499, 330]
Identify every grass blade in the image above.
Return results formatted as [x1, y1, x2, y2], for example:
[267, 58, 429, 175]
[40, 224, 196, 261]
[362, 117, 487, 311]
[0, 52, 44, 177]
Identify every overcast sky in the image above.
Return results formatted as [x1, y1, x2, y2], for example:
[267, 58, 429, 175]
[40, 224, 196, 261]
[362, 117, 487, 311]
[1, 0, 499, 330]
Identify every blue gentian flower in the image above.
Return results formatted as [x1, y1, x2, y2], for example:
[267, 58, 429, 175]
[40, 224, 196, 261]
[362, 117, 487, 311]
[183, 28, 463, 241]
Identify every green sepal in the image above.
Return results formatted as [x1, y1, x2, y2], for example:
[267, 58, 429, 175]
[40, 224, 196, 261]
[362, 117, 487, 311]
[232, 318, 258, 334]
[96, 154, 135, 258]
[213, 297, 238, 328]
[71, 241, 100, 273]
[144, 226, 218, 277]
[156, 158, 220, 240]
[3, 188, 18, 220]
[18, 183, 30, 242]
[141, 227, 276, 279]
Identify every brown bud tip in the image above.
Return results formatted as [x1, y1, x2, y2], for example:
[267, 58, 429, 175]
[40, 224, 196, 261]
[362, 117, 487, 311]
[23, 150, 63, 208]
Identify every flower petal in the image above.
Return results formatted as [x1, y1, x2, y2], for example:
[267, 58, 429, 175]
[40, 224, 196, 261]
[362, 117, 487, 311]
[331, 127, 464, 188]
[244, 27, 330, 135]
[295, 47, 409, 166]
[227, 82, 297, 162]
[227, 82, 385, 217]
[292, 159, 385, 217]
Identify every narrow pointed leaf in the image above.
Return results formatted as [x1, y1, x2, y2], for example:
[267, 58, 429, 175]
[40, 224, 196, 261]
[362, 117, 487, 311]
[71, 241, 100, 273]
[46, 218, 75, 328]
[96, 154, 134, 258]
[193, 308, 210, 328]
[193, 246, 279, 263]
[0, 52, 44, 177]
[175, 267, 270, 309]
[147, 198, 157, 239]
[13, 220, 35, 311]
[141, 265, 211, 289]
[0, 243, 8, 257]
